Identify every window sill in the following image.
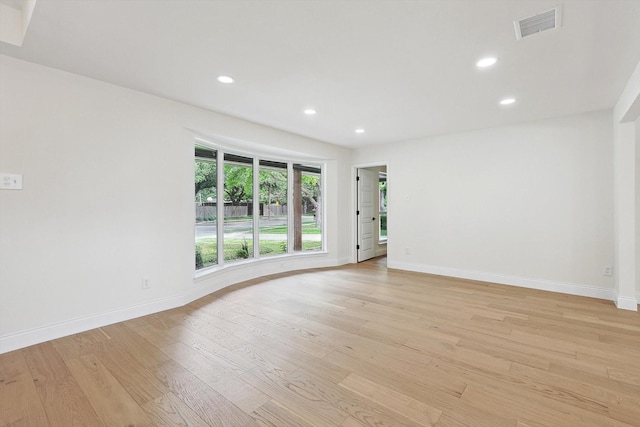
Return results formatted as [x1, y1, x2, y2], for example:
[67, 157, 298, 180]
[194, 250, 328, 282]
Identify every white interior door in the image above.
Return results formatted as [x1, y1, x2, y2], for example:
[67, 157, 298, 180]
[357, 168, 376, 262]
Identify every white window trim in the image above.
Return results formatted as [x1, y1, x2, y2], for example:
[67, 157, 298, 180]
[379, 171, 387, 244]
[194, 138, 327, 277]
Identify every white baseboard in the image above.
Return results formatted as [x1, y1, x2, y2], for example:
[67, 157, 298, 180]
[388, 260, 615, 302]
[192, 254, 351, 301]
[0, 293, 191, 355]
[615, 293, 639, 311]
[375, 247, 388, 257]
[0, 255, 350, 355]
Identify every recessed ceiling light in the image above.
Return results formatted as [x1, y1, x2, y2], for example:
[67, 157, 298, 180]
[500, 98, 516, 105]
[217, 75, 234, 84]
[355, 128, 365, 134]
[476, 57, 497, 68]
[304, 109, 317, 115]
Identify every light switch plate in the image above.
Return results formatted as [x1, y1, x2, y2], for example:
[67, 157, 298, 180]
[1, 173, 23, 190]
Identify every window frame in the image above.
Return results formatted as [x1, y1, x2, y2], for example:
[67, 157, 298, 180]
[194, 139, 327, 277]
[194, 146, 218, 269]
[257, 158, 289, 258]
[379, 171, 387, 244]
[222, 152, 255, 263]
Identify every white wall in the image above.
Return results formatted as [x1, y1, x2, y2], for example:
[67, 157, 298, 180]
[0, 55, 351, 353]
[637, 117, 640, 301]
[353, 111, 615, 297]
[613, 59, 640, 310]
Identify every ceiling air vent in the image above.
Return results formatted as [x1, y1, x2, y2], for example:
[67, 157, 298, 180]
[514, 6, 562, 40]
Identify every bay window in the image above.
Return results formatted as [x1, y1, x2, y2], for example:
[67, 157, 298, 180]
[195, 144, 324, 271]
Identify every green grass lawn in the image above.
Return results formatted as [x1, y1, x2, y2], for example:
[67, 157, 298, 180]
[196, 238, 322, 268]
[224, 216, 252, 222]
[260, 222, 321, 234]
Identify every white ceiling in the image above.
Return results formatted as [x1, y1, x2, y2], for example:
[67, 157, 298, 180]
[1, 0, 640, 148]
[0, 0, 23, 10]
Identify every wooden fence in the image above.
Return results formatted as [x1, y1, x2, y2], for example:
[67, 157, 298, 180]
[196, 203, 287, 220]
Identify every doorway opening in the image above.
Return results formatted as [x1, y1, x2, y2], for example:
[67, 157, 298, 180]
[356, 165, 388, 262]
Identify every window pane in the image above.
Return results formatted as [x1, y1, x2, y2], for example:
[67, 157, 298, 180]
[379, 213, 387, 238]
[195, 147, 217, 269]
[293, 164, 322, 252]
[379, 172, 387, 241]
[223, 157, 253, 262]
[259, 162, 288, 257]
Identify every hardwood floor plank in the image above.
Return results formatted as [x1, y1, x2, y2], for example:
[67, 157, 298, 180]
[243, 363, 430, 427]
[142, 392, 210, 427]
[185, 300, 334, 359]
[435, 356, 635, 427]
[229, 295, 411, 348]
[169, 308, 247, 350]
[126, 322, 180, 349]
[0, 350, 49, 426]
[50, 329, 110, 361]
[290, 367, 431, 427]
[551, 361, 640, 398]
[341, 416, 368, 426]
[339, 372, 442, 426]
[93, 339, 166, 405]
[239, 365, 349, 426]
[172, 328, 257, 376]
[324, 349, 514, 427]
[22, 342, 103, 426]
[433, 413, 473, 427]
[454, 336, 551, 370]
[152, 359, 258, 426]
[404, 335, 512, 374]
[64, 353, 152, 426]
[252, 399, 317, 427]
[607, 365, 640, 388]
[206, 374, 271, 414]
[510, 362, 640, 423]
[325, 347, 457, 396]
[160, 341, 232, 385]
[504, 315, 640, 358]
[459, 383, 632, 427]
[515, 420, 562, 427]
[100, 323, 170, 368]
[509, 362, 610, 416]
[161, 334, 278, 414]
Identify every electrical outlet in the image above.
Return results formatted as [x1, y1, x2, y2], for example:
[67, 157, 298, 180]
[142, 277, 150, 289]
[404, 247, 410, 255]
[602, 266, 613, 277]
[0, 173, 22, 190]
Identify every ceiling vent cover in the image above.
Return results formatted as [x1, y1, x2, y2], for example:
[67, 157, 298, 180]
[514, 6, 561, 40]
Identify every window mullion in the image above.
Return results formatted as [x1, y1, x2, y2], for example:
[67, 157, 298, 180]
[253, 157, 260, 259]
[287, 162, 294, 254]
[217, 149, 225, 267]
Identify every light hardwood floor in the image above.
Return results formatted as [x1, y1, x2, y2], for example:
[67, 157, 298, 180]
[2, 258, 640, 426]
